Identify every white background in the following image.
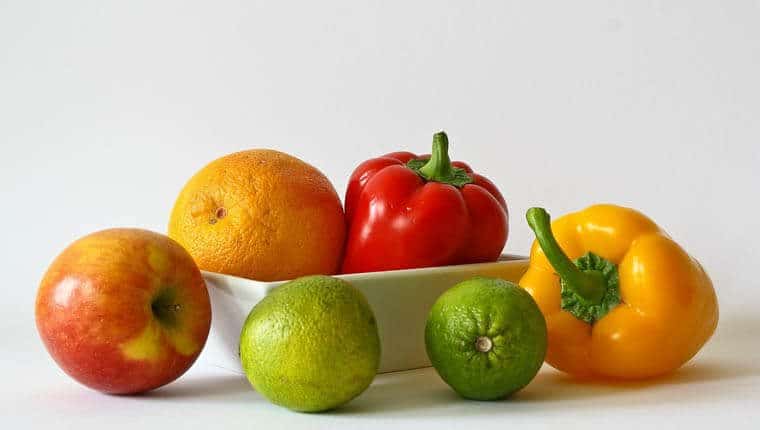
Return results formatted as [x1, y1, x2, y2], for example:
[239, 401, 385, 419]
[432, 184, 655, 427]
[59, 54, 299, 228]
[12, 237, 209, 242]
[1, 1, 759, 428]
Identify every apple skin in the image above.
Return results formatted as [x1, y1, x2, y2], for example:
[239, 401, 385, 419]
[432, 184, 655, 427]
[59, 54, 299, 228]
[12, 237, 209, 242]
[35, 228, 212, 394]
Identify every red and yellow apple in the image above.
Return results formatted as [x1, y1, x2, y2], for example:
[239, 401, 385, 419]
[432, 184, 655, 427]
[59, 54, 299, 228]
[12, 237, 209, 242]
[35, 228, 212, 394]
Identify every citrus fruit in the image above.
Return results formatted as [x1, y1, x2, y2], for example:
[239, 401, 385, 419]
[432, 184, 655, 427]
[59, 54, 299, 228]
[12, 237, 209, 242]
[425, 277, 547, 400]
[239, 275, 380, 412]
[168, 149, 345, 282]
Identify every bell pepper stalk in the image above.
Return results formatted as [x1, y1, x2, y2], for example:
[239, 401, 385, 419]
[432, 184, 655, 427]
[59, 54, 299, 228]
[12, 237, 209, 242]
[526, 207, 620, 323]
[407, 132, 474, 187]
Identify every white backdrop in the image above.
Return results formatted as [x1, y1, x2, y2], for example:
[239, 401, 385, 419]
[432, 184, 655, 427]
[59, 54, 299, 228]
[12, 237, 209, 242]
[1, 1, 759, 428]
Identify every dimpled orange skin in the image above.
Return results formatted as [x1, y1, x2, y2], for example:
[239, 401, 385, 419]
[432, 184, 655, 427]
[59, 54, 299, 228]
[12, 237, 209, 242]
[35, 229, 211, 394]
[519, 204, 718, 379]
[168, 150, 346, 282]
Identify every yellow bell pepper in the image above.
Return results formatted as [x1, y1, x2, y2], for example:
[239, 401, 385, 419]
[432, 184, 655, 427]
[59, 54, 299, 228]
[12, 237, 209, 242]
[520, 204, 718, 379]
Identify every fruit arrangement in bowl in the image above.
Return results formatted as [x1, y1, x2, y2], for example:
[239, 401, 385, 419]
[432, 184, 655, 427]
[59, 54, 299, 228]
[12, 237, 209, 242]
[35, 131, 718, 413]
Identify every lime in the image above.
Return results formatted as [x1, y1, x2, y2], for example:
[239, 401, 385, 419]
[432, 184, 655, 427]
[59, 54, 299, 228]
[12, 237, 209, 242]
[239, 275, 380, 412]
[425, 277, 547, 400]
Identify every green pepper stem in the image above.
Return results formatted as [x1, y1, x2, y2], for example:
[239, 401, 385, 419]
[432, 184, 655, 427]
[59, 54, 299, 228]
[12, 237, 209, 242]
[418, 131, 455, 182]
[526, 207, 605, 304]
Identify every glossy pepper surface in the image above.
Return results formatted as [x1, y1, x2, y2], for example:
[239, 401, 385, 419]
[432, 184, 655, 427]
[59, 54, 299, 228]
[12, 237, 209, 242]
[520, 205, 718, 379]
[341, 131, 508, 274]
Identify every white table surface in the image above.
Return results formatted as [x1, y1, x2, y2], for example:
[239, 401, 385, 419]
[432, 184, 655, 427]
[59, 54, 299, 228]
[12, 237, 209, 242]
[3, 304, 759, 429]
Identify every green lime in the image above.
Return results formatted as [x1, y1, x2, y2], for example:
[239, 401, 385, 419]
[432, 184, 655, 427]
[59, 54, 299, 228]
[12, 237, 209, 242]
[425, 277, 547, 400]
[239, 275, 380, 412]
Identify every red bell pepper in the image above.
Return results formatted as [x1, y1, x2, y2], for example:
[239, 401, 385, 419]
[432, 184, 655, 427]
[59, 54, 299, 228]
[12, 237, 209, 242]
[342, 131, 508, 274]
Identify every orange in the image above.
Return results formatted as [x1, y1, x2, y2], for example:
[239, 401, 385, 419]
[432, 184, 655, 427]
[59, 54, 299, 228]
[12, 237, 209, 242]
[168, 150, 345, 282]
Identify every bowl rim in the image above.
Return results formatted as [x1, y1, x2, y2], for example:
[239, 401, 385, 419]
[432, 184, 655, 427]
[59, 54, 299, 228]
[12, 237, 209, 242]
[201, 254, 529, 300]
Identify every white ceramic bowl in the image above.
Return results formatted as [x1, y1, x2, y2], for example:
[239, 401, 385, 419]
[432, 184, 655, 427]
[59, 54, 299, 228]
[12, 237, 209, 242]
[201, 255, 529, 374]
